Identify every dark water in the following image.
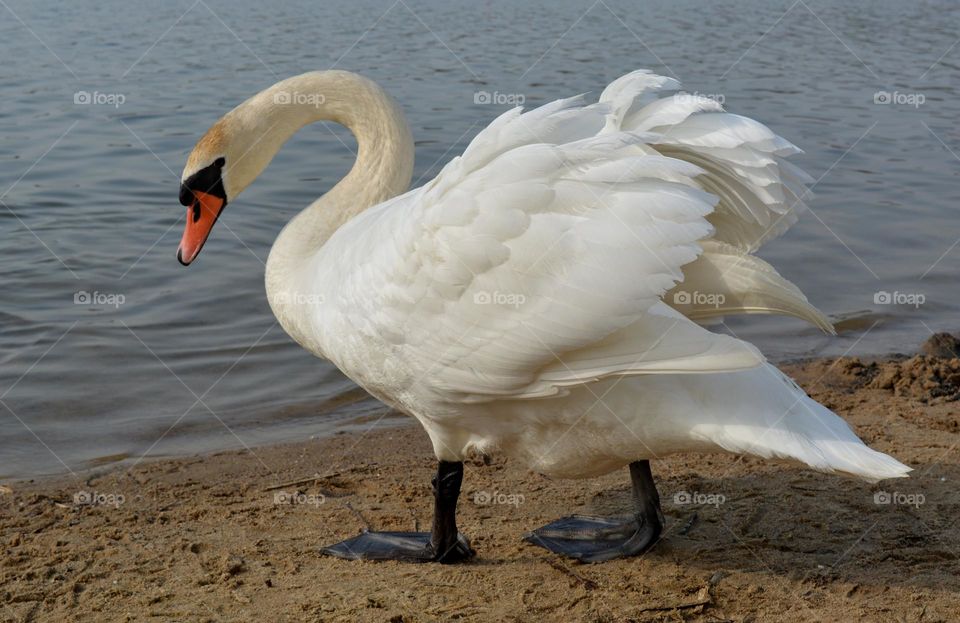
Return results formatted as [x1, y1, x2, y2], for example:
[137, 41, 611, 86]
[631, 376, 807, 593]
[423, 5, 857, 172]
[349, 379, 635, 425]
[2, 0, 959, 478]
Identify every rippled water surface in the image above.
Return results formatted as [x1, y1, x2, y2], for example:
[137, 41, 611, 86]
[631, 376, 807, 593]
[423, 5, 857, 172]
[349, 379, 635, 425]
[2, 0, 959, 478]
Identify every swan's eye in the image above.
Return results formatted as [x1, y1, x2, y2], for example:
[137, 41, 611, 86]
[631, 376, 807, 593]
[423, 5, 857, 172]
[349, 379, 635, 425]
[180, 157, 227, 206]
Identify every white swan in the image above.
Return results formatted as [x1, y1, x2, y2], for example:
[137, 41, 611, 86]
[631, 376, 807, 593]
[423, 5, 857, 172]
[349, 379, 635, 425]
[177, 70, 910, 563]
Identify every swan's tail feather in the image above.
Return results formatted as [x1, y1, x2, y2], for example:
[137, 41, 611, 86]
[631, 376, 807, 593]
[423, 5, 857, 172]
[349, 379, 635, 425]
[803, 437, 913, 482]
[713, 425, 912, 483]
[695, 365, 911, 482]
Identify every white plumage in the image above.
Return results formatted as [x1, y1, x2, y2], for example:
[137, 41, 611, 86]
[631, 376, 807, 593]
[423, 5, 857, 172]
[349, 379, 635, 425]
[183, 69, 910, 486]
[299, 71, 906, 482]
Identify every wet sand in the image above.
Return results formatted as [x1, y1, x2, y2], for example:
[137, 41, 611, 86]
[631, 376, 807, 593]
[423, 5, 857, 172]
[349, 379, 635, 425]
[3, 346, 960, 622]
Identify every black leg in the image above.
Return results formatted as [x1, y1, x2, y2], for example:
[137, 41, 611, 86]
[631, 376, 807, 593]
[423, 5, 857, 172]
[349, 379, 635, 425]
[524, 460, 663, 563]
[321, 460, 475, 563]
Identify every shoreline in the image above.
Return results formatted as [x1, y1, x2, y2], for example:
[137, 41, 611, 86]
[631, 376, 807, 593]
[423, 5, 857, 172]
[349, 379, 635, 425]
[0, 345, 928, 485]
[3, 350, 960, 622]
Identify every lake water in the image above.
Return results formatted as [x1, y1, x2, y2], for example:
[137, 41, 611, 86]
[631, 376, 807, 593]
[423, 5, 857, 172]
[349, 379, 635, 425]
[2, 0, 959, 479]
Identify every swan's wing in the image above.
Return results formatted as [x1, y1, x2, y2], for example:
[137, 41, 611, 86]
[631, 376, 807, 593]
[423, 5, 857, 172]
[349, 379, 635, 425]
[601, 70, 814, 253]
[664, 240, 835, 334]
[597, 71, 831, 332]
[314, 97, 763, 403]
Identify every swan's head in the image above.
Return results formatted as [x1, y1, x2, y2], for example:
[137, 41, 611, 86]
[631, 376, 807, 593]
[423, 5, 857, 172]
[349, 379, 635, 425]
[177, 109, 274, 266]
[177, 70, 412, 266]
[177, 118, 233, 266]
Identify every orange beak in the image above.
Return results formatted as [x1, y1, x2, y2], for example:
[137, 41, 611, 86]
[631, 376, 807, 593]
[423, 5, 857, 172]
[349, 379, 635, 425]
[177, 190, 225, 266]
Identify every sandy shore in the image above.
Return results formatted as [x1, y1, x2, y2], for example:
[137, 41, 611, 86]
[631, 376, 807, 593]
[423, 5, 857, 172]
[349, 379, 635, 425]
[3, 346, 960, 622]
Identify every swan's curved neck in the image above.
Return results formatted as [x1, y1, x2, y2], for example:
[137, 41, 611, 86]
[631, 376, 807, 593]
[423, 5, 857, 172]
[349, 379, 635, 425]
[247, 72, 413, 344]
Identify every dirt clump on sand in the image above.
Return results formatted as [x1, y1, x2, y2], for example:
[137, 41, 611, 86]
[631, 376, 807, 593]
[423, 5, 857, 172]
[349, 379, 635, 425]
[2, 341, 960, 622]
[796, 333, 960, 405]
[870, 355, 960, 404]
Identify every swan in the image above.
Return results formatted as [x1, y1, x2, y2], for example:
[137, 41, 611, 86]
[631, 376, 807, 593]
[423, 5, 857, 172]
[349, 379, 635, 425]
[176, 69, 910, 564]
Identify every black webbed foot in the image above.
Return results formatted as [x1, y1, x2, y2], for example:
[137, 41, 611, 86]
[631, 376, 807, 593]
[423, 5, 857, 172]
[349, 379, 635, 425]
[322, 530, 474, 563]
[524, 513, 660, 563]
[524, 460, 664, 563]
[321, 460, 475, 564]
